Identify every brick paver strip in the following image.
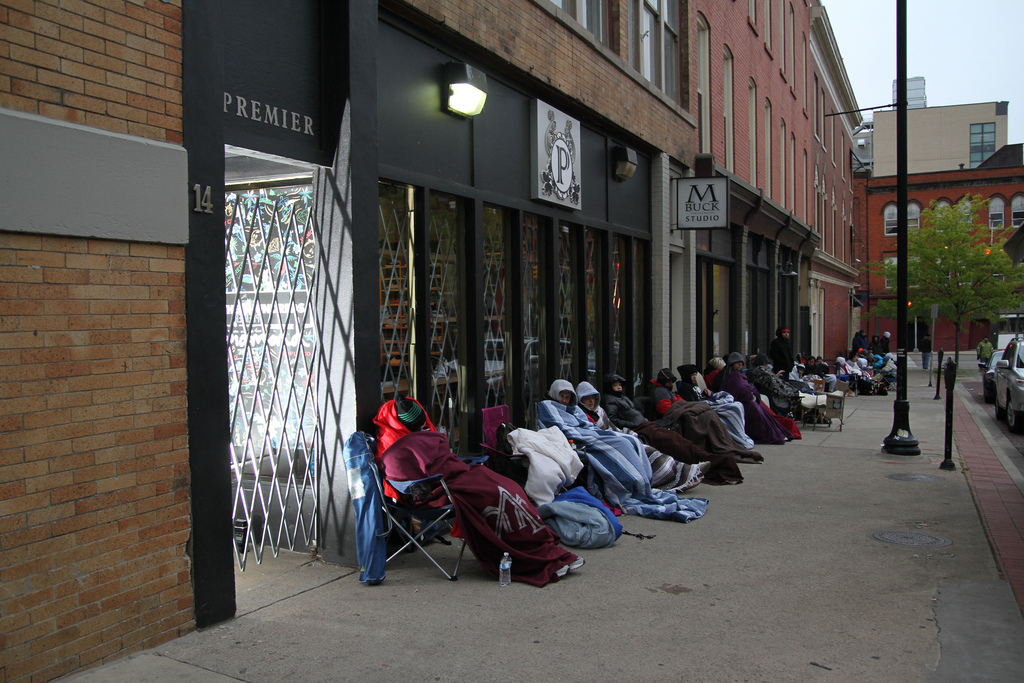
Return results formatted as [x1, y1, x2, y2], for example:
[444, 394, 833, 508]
[954, 392, 1024, 613]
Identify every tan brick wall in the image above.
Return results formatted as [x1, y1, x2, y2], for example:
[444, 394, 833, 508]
[0, 0, 183, 143]
[0, 233, 193, 683]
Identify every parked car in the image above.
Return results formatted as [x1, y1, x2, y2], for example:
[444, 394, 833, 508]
[982, 349, 1004, 403]
[994, 341, 1024, 432]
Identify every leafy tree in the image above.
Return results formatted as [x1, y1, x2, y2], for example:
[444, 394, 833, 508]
[871, 195, 1024, 367]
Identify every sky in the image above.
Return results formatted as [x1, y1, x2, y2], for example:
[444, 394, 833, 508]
[822, 0, 1024, 143]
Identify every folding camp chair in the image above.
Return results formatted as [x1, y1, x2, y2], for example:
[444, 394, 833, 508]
[373, 463, 468, 581]
[479, 405, 529, 486]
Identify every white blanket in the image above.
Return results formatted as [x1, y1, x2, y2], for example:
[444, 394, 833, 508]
[507, 426, 584, 505]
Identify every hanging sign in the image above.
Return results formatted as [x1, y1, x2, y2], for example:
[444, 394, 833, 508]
[531, 100, 582, 211]
[673, 177, 730, 229]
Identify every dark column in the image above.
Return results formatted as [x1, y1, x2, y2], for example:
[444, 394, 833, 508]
[182, 1, 235, 627]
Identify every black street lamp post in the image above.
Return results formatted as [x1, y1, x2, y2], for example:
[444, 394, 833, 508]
[882, 0, 921, 455]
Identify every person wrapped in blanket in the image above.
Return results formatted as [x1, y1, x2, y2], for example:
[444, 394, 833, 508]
[718, 353, 801, 444]
[536, 380, 708, 523]
[374, 396, 584, 585]
[598, 373, 752, 485]
[651, 368, 776, 458]
[747, 353, 800, 418]
[575, 379, 706, 492]
[675, 363, 756, 450]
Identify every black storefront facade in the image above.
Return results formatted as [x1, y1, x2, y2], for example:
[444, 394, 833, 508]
[183, 2, 655, 624]
[684, 164, 819, 365]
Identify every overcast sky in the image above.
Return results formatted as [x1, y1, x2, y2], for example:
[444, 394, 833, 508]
[822, 0, 1023, 143]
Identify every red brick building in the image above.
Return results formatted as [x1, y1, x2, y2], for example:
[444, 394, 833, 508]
[685, 0, 859, 361]
[853, 151, 1024, 352]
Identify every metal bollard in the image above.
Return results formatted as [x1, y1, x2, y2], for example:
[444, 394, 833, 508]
[933, 348, 944, 400]
[940, 358, 957, 471]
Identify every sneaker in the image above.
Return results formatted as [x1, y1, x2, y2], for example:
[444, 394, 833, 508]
[556, 557, 585, 577]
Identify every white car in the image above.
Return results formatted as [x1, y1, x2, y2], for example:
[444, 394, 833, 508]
[994, 340, 1024, 432]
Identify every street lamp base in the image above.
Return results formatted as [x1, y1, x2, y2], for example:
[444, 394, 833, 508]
[939, 459, 956, 471]
[882, 399, 921, 456]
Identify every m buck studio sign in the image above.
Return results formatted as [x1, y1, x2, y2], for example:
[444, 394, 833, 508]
[674, 177, 730, 229]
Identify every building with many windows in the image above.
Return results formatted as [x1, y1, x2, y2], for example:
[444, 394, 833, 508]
[853, 143, 1024, 351]
[870, 100, 1010, 176]
[0, 1, 864, 678]
[679, 0, 860, 362]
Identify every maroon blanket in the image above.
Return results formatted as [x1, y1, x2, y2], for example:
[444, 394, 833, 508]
[380, 432, 578, 587]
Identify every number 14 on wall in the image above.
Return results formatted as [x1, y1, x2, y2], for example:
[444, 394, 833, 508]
[192, 184, 214, 214]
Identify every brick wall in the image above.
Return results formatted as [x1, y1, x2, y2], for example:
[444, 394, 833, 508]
[0, 2, 190, 681]
[393, 0, 697, 160]
[0, 0, 182, 143]
[0, 233, 193, 682]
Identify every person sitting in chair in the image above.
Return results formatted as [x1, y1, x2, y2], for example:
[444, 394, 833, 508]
[537, 379, 709, 523]
[718, 352, 799, 444]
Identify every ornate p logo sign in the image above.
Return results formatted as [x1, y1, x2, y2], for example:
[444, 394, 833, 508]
[531, 100, 581, 210]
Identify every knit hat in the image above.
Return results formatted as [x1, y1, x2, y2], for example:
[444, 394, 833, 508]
[725, 352, 746, 367]
[677, 364, 700, 380]
[883, 331, 891, 338]
[656, 367, 677, 384]
[394, 396, 426, 431]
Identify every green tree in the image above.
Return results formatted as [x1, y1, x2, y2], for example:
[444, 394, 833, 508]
[872, 195, 1024, 368]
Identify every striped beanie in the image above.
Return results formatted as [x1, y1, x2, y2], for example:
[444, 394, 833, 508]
[395, 396, 426, 431]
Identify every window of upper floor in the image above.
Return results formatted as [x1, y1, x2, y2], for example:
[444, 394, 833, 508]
[970, 122, 996, 168]
[908, 202, 921, 230]
[552, 0, 610, 47]
[630, 0, 680, 103]
[883, 204, 898, 236]
[723, 45, 735, 170]
[695, 12, 710, 150]
[1012, 195, 1024, 228]
[990, 196, 1005, 230]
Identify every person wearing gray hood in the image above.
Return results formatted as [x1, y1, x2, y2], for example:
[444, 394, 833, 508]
[600, 373, 751, 484]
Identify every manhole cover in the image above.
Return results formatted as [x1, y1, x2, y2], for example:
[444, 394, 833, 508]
[887, 473, 944, 482]
[870, 530, 952, 547]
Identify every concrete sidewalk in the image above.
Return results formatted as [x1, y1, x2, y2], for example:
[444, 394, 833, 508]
[62, 373, 1024, 683]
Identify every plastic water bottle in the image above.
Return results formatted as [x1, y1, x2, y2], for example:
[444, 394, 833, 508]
[499, 552, 511, 586]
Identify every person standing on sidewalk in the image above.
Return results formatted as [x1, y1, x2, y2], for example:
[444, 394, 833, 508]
[977, 336, 994, 371]
[920, 333, 932, 371]
[880, 331, 891, 355]
[769, 327, 795, 377]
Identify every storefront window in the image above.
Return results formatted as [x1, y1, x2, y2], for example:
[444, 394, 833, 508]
[633, 240, 648, 393]
[585, 229, 600, 383]
[611, 236, 625, 375]
[427, 193, 462, 441]
[522, 215, 542, 423]
[482, 205, 507, 408]
[379, 182, 414, 401]
[558, 225, 575, 381]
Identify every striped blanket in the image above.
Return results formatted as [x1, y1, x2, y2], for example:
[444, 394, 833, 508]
[536, 400, 707, 523]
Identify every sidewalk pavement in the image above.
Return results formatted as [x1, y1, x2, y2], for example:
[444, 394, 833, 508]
[62, 370, 1024, 683]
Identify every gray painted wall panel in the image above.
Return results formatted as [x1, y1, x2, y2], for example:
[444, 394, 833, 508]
[0, 108, 188, 244]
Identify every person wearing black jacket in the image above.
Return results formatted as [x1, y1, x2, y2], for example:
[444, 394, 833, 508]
[919, 333, 932, 370]
[769, 327, 795, 377]
[851, 329, 868, 357]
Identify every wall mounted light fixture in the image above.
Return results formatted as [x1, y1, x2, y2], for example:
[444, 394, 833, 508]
[444, 62, 487, 117]
[780, 259, 799, 277]
[612, 145, 638, 181]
